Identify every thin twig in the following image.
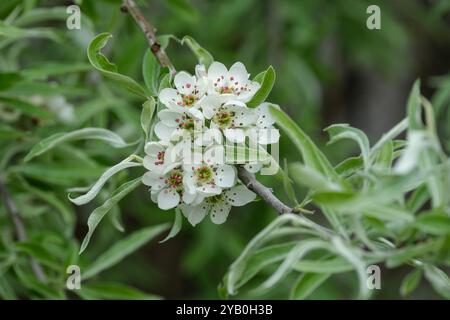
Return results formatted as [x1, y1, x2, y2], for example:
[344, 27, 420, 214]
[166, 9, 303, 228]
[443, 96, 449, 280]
[236, 166, 295, 214]
[121, 0, 176, 76]
[121, 1, 295, 215]
[0, 176, 47, 282]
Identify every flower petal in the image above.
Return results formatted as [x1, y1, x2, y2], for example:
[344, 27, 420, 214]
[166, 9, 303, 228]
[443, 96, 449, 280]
[214, 164, 236, 188]
[188, 203, 209, 226]
[225, 185, 256, 206]
[158, 109, 183, 127]
[157, 188, 180, 210]
[174, 71, 196, 95]
[159, 88, 180, 107]
[210, 201, 231, 224]
[154, 122, 174, 141]
[142, 171, 165, 190]
[229, 62, 249, 85]
[224, 128, 246, 143]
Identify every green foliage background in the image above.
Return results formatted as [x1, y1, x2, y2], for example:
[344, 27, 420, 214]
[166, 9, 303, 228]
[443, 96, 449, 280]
[0, 0, 450, 299]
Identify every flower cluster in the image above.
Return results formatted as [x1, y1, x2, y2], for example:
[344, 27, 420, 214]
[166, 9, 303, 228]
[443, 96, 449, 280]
[142, 62, 280, 225]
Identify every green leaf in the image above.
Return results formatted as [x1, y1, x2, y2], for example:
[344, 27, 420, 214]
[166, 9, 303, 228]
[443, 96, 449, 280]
[76, 282, 160, 300]
[415, 210, 450, 235]
[0, 72, 22, 90]
[142, 50, 161, 96]
[79, 178, 143, 254]
[289, 162, 342, 192]
[22, 62, 91, 80]
[24, 128, 129, 162]
[69, 158, 142, 206]
[400, 269, 422, 297]
[159, 208, 182, 243]
[181, 36, 213, 68]
[424, 265, 450, 299]
[270, 107, 340, 182]
[407, 80, 423, 130]
[0, 95, 53, 120]
[82, 224, 168, 279]
[247, 66, 276, 108]
[141, 98, 156, 141]
[87, 33, 148, 98]
[325, 124, 370, 169]
[290, 273, 331, 300]
[15, 242, 60, 270]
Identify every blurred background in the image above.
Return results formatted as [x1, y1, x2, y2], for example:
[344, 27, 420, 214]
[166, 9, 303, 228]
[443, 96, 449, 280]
[0, 0, 449, 299]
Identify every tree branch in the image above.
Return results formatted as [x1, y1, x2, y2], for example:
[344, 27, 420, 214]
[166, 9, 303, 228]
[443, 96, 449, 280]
[236, 166, 295, 214]
[121, 1, 296, 215]
[0, 176, 47, 282]
[121, 0, 176, 76]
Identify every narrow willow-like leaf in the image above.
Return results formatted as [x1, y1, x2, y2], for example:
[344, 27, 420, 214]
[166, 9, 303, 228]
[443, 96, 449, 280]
[415, 210, 450, 235]
[289, 162, 342, 192]
[0, 95, 53, 120]
[82, 223, 168, 279]
[141, 98, 156, 141]
[407, 80, 423, 130]
[290, 273, 331, 300]
[270, 107, 341, 182]
[181, 36, 213, 68]
[400, 269, 422, 297]
[76, 283, 160, 300]
[159, 208, 182, 243]
[247, 66, 276, 108]
[24, 128, 129, 162]
[69, 160, 141, 206]
[87, 33, 148, 98]
[79, 178, 142, 254]
[325, 124, 370, 170]
[424, 265, 450, 299]
[142, 50, 161, 96]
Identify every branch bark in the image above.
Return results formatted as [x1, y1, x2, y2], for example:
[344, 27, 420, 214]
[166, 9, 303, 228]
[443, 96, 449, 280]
[0, 176, 47, 282]
[122, 1, 295, 215]
[121, 0, 176, 76]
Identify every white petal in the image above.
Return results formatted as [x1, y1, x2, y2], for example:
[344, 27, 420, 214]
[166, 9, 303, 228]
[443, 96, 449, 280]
[159, 88, 180, 107]
[256, 102, 276, 127]
[197, 184, 221, 196]
[214, 164, 236, 188]
[244, 162, 262, 173]
[229, 62, 249, 84]
[158, 109, 183, 127]
[226, 103, 258, 127]
[195, 64, 207, 78]
[174, 71, 196, 95]
[238, 81, 260, 102]
[154, 122, 175, 141]
[224, 128, 246, 143]
[182, 188, 197, 204]
[210, 201, 231, 224]
[178, 203, 192, 218]
[157, 188, 180, 210]
[142, 171, 165, 190]
[188, 203, 209, 226]
[225, 185, 256, 206]
[208, 62, 228, 82]
[198, 94, 222, 119]
[258, 127, 280, 145]
[144, 141, 165, 155]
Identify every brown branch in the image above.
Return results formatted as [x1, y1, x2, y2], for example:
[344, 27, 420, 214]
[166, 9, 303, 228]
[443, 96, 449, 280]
[121, 0, 176, 76]
[236, 166, 295, 214]
[0, 176, 47, 282]
[121, 1, 296, 215]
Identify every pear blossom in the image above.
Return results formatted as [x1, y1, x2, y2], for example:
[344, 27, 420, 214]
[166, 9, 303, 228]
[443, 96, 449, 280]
[143, 142, 176, 173]
[159, 71, 207, 112]
[206, 62, 260, 103]
[200, 95, 258, 143]
[183, 147, 236, 196]
[247, 103, 280, 145]
[154, 108, 205, 144]
[180, 185, 256, 225]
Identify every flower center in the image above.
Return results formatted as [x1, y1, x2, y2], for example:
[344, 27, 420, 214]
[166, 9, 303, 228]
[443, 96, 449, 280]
[195, 165, 213, 183]
[207, 194, 224, 204]
[181, 94, 196, 107]
[179, 117, 195, 131]
[219, 86, 234, 94]
[213, 109, 234, 129]
[166, 170, 183, 189]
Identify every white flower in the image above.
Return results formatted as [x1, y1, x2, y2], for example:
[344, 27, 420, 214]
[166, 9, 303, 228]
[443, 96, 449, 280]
[200, 95, 258, 143]
[143, 142, 180, 173]
[159, 71, 207, 112]
[183, 147, 236, 196]
[206, 61, 260, 102]
[142, 164, 197, 210]
[248, 102, 280, 145]
[180, 185, 256, 225]
[154, 108, 205, 144]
